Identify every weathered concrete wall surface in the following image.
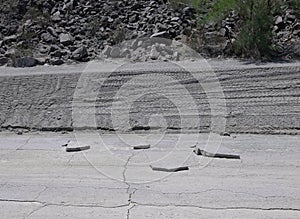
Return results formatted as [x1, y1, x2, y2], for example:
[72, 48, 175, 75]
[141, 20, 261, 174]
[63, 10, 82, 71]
[0, 61, 299, 134]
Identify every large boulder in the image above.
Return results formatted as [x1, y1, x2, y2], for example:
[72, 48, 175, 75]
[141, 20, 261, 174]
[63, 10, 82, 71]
[13, 57, 38, 68]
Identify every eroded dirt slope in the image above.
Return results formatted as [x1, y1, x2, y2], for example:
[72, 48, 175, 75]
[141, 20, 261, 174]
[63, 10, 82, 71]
[0, 60, 299, 134]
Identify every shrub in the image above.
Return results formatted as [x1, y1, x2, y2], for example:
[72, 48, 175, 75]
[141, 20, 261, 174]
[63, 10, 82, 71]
[233, 0, 280, 58]
[169, 0, 289, 59]
[203, 0, 284, 58]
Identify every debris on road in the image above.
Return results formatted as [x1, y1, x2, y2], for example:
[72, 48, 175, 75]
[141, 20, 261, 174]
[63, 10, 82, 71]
[150, 165, 189, 172]
[194, 148, 240, 159]
[220, 132, 231, 137]
[133, 144, 151, 150]
[61, 140, 71, 147]
[66, 146, 90, 152]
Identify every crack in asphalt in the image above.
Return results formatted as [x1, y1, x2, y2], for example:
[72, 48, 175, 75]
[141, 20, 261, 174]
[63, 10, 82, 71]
[132, 188, 267, 198]
[0, 199, 128, 209]
[24, 204, 46, 219]
[122, 153, 135, 219]
[17, 136, 32, 151]
[122, 154, 134, 186]
[127, 203, 136, 219]
[1, 198, 299, 218]
[33, 186, 49, 200]
[1, 135, 32, 158]
[130, 202, 300, 211]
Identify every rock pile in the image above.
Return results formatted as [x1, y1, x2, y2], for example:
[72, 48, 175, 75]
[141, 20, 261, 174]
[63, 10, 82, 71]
[0, 0, 299, 67]
[0, 0, 197, 67]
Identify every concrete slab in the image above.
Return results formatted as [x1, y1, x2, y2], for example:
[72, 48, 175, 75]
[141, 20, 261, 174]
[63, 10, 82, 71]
[0, 132, 299, 218]
[130, 206, 300, 219]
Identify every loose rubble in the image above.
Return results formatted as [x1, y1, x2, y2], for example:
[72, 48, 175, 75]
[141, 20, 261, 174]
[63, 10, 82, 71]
[0, 0, 197, 66]
[194, 148, 241, 160]
[133, 144, 151, 150]
[0, 0, 299, 67]
[150, 165, 189, 172]
[66, 145, 91, 152]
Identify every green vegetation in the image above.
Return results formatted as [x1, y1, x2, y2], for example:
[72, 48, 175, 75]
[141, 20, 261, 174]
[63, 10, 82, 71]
[232, 0, 282, 58]
[169, 0, 298, 59]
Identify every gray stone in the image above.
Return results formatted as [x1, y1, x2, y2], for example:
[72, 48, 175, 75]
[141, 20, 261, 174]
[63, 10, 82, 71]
[182, 7, 194, 16]
[3, 35, 18, 43]
[275, 16, 283, 25]
[286, 14, 296, 21]
[110, 47, 121, 58]
[47, 27, 58, 37]
[293, 29, 300, 36]
[156, 23, 167, 31]
[39, 45, 50, 54]
[273, 25, 279, 33]
[50, 59, 64, 65]
[4, 48, 16, 58]
[292, 22, 300, 31]
[173, 51, 180, 61]
[13, 57, 38, 68]
[72, 46, 88, 61]
[150, 45, 159, 60]
[0, 48, 5, 54]
[50, 50, 62, 58]
[63, 0, 75, 10]
[49, 45, 60, 53]
[59, 33, 74, 46]
[171, 17, 180, 22]
[150, 31, 170, 39]
[131, 40, 139, 50]
[120, 49, 131, 58]
[35, 57, 47, 65]
[219, 28, 227, 37]
[137, 41, 144, 48]
[129, 14, 138, 23]
[41, 33, 55, 43]
[102, 45, 112, 56]
[51, 11, 61, 22]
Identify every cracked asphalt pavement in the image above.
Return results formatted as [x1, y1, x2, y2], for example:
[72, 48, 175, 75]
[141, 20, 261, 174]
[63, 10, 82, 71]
[0, 132, 299, 218]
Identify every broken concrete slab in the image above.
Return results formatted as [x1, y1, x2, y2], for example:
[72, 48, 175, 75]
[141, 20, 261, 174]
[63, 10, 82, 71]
[150, 165, 189, 172]
[25, 205, 127, 219]
[61, 140, 70, 147]
[66, 146, 90, 152]
[133, 144, 151, 150]
[194, 148, 241, 159]
[130, 205, 300, 219]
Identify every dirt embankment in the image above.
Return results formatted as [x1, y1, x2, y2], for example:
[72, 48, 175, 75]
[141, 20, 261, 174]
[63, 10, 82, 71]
[0, 60, 299, 134]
